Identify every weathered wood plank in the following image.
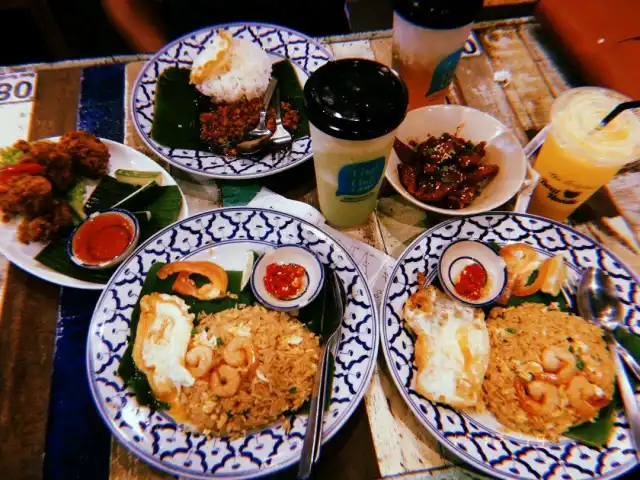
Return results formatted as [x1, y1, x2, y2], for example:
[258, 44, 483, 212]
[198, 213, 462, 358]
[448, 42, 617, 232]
[605, 173, 640, 246]
[477, 27, 554, 135]
[0, 67, 81, 480]
[0, 267, 60, 480]
[313, 404, 381, 480]
[30, 68, 83, 140]
[330, 40, 376, 60]
[517, 24, 571, 97]
[375, 197, 429, 258]
[370, 37, 392, 67]
[364, 365, 450, 477]
[109, 440, 173, 480]
[454, 51, 529, 145]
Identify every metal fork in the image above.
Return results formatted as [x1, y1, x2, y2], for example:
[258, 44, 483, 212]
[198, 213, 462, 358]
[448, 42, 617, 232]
[297, 271, 344, 480]
[271, 87, 293, 146]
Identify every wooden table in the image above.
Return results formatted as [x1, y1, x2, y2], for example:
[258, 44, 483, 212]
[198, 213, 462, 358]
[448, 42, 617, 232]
[1, 16, 639, 480]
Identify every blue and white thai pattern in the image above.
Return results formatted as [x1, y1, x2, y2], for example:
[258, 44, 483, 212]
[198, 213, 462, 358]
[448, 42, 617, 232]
[87, 208, 377, 479]
[382, 213, 639, 480]
[132, 23, 333, 179]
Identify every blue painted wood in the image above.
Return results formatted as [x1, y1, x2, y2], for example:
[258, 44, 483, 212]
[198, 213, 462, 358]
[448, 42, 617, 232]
[43, 63, 126, 480]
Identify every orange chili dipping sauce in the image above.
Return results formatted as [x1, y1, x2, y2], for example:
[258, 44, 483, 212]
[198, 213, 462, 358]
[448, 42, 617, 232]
[264, 263, 307, 300]
[72, 213, 135, 264]
[454, 263, 487, 301]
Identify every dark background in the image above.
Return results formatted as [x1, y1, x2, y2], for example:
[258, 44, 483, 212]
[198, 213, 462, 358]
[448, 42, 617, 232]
[0, 0, 535, 66]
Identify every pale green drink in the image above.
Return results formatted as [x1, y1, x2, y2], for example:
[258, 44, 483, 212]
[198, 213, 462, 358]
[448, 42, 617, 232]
[304, 59, 408, 228]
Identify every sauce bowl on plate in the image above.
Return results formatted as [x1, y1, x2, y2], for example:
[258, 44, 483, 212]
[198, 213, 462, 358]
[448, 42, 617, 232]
[438, 239, 506, 307]
[67, 208, 140, 270]
[251, 245, 324, 311]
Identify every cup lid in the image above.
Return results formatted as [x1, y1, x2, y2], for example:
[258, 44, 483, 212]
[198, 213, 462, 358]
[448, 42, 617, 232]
[393, 0, 484, 30]
[303, 59, 408, 141]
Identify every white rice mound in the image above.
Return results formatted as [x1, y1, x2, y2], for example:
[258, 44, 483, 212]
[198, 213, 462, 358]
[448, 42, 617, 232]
[190, 33, 272, 103]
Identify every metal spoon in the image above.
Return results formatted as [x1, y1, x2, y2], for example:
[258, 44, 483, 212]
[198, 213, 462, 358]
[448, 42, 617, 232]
[236, 132, 273, 154]
[577, 267, 640, 461]
[235, 78, 279, 154]
[576, 267, 640, 380]
[297, 271, 344, 480]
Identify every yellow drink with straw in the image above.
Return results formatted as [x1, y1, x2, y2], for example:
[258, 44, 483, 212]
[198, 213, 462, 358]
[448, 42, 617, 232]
[528, 87, 640, 221]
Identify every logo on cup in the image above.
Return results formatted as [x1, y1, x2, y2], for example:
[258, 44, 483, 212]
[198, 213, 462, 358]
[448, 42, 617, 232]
[336, 156, 386, 199]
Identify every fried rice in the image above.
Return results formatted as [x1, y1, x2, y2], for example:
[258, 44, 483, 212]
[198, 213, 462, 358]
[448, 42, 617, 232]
[483, 303, 615, 440]
[178, 305, 320, 436]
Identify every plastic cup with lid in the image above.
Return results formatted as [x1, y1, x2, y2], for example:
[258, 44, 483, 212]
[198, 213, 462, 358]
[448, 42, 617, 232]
[303, 59, 409, 228]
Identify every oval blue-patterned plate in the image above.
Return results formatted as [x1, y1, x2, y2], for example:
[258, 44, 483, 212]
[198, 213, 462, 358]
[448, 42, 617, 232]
[86, 207, 377, 479]
[382, 212, 639, 480]
[131, 23, 333, 180]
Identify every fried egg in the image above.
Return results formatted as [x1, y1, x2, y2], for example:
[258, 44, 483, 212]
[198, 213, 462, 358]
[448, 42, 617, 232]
[403, 285, 489, 408]
[189, 31, 233, 85]
[132, 293, 196, 404]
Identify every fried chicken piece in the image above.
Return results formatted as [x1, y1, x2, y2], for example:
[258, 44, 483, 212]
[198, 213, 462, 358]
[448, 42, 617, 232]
[52, 199, 74, 228]
[13, 139, 32, 153]
[59, 130, 110, 178]
[16, 200, 74, 244]
[0, 174, 53, 219]
[17, 217, 55, 244]
[20, 141, 75, 191]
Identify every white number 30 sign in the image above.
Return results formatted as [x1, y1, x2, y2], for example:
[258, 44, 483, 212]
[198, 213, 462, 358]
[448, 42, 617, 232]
[0, 71, 36, 104]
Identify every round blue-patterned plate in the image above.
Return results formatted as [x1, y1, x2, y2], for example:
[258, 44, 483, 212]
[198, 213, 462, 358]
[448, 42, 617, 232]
[131, 23, 333, 180]
[86, 207, 377, 479]
[382, 212, 639, 480]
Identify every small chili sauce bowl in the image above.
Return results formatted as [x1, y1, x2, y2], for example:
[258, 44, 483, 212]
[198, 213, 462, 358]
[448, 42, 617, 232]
[251, 245, 325, 311]
[438, 239, 507, 307]
[67, 208, 140, 270]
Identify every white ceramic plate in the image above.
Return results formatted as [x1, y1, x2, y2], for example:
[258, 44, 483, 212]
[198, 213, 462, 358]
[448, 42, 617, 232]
[0, 138, 188, 290]
[131, 23, 333, 180]
[386, 105, 527, 215]
[382, 212, 639, 479]
[87, 207, 378, 479]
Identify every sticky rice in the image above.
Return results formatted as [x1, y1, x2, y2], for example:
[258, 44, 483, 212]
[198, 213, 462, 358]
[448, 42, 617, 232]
[190, 31, 272, 103]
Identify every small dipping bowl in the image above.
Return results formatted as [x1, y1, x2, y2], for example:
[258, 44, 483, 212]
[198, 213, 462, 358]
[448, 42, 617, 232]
[251, 245, 324, 311]
[438, 239, 507, 307]
[67, 208, 140, 270]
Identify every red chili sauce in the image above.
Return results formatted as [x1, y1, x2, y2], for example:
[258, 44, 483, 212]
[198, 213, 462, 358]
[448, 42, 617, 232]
[454, 263, 487, 300]
[72, 213, 135, 264]
[264, 263, 307, 300]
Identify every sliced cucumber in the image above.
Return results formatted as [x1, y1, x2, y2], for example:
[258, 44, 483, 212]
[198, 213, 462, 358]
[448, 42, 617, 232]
[240, 251, 257, 291]
[66, 178, 87, 219]
[115, 169, 163, 186]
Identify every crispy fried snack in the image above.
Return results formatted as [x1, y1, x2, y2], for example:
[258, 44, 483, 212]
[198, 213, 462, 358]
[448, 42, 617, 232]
[20, 140, 75, 191]
[0, 174, 53, 219]
[16, 200, 74, 244]
[59, 130, 110, 179]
